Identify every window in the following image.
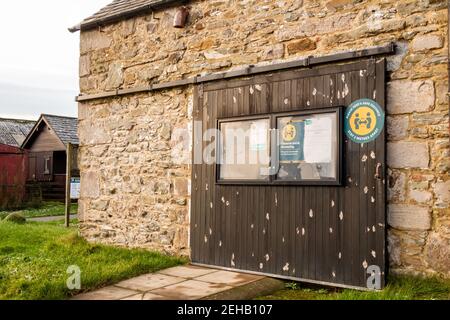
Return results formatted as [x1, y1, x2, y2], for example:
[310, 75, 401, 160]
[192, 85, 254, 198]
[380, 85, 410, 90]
[218, 117, 271, 182]
[217, 108, 342, 185]
[44, 157, 51, 175]
[276, 111, 341, 184]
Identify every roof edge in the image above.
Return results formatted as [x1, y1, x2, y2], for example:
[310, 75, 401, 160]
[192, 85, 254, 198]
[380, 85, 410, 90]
[41, 114, 78, 120]
[0, 117, 36, 123]
[20, 114, 78, 149]
[0, 143, 25, 153]
[20, 114, 45, 149]
[69, 0, 186, 33]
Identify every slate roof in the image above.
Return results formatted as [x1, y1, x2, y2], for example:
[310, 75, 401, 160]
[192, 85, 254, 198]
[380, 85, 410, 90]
[70, 0, 183, 32]
[0, 118, 35, 148]
[43, 115, 79, 145]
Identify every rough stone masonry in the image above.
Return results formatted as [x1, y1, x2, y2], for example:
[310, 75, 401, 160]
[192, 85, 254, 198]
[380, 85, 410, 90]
[77, 0, 450, 277]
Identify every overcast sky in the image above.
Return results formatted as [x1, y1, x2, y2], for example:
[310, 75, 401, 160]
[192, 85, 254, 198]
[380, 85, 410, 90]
[0, 0, 112, 120]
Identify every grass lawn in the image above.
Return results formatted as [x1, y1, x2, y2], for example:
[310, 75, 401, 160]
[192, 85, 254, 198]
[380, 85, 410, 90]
[0, 220, 186, 300]
[0, 201, 78, 219]
[258, 275, 450, 300]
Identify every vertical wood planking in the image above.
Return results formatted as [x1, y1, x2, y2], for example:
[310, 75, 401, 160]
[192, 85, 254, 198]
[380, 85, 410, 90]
[291, 79, 298, 112]
[350, 69, 362, 286]
[308, 186, 316, 280]
[366, 61, 377, 274]
[262, 83, 269, 114]
[206, 91, 213, 263]
[204, 91, 212, 265]
[222, 87, 230, 262]
[304, 77, 311, 110]
[199, 90, 208, 264]
[290, 185, 297, 277]
[215, 89, 223, 268]
[343, 71, 355, 285]
[325, 73, 335, 282]
[218, 89, 226, 268]
[359, 65, 369, 287]
[283, 186, 290, 276]
[375, 59, 387, 287]
[190, 86, 199, 262]
[263, 186, 271, 272]
[193, 85, 204, 263]
[335, 71, 345, 283]
[210, 90, 219, 265]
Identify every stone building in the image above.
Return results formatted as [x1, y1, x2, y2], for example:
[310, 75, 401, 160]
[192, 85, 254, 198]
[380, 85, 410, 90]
[72, 0, 449, 287]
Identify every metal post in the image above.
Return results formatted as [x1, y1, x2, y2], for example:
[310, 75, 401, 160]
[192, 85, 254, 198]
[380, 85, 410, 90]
[65, 143, 73, 227]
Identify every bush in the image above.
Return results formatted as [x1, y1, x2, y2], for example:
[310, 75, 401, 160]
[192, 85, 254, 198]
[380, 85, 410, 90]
[3, 213, 26, 224]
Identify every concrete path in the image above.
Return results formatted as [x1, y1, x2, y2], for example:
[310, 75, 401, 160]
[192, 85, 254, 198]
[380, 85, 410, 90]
[28, 214, 78, 222]
[73, 265, 284, 300]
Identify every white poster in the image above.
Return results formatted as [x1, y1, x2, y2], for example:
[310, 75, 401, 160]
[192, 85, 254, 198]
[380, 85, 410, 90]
[70, 177, 81, 200]
[249, 121, 268, 151]
[304, 116, 333, 163]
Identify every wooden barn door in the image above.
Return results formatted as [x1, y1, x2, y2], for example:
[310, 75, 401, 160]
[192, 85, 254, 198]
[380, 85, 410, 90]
[191, 59, 387, 289]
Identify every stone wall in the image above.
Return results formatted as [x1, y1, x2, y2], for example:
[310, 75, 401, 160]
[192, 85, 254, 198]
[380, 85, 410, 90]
[78, 0, 450, 276]
[78, 91, 192, 256]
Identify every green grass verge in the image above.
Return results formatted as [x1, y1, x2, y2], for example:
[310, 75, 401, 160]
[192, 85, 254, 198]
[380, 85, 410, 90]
[0, 220, 186, 300]
[0, 201, 78, 219]
[258, 275, 450, 300]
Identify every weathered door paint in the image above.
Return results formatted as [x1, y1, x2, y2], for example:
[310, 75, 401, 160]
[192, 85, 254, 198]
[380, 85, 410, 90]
[191, 59, 387, 289]
[0, 144, 28, 209]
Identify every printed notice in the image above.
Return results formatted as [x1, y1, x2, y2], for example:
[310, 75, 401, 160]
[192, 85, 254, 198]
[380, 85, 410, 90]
[70, 177, 81, 200]
[279, 120, 305, 163]
[304, 117, 333, 163]
[250, 121, 269, 151]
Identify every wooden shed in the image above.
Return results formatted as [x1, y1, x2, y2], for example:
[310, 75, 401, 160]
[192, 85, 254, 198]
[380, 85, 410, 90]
[0, 144, 28, 209]
[21, 114, 79, 201]
[0, 118, 35, 209]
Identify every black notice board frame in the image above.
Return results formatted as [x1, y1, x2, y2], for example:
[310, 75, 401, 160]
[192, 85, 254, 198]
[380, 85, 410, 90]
[216, 106, 345, 186]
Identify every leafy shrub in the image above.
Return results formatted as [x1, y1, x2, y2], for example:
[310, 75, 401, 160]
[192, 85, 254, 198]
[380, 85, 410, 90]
[285, 282, 299, 290]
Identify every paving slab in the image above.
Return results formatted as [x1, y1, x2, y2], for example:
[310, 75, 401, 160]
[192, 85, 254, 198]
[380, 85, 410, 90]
[205, 277, 286, 300]
[121, 292, 167, 300]
[73, 286, 137, 300]
[196, 270, 264, 287]
[72, 265, 285, 301]
[157, 265, 217, 278]
[151, 280, 233, 300]
[142, 292, 169, 300]
[115, 273, 184, 292]
[120, 293, 145, 300]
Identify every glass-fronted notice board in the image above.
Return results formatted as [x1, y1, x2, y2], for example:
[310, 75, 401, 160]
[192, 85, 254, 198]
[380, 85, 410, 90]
[276, 109, 341, 184]
[217, 108, 342, 185]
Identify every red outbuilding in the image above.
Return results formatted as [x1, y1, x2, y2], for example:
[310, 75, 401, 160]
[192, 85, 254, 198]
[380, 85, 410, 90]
[0, 118, 34, 209]
[0, 143, 28, 209]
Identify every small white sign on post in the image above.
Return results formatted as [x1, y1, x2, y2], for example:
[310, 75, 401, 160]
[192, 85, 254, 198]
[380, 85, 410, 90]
[70, 177, 80, 200]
